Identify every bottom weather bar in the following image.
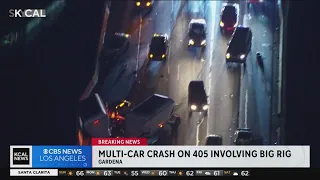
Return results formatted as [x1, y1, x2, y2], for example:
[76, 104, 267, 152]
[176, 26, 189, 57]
[10, 169, 250, 176]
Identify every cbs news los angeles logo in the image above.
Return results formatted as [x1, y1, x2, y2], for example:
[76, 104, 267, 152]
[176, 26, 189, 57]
[10, 146, 33, 168]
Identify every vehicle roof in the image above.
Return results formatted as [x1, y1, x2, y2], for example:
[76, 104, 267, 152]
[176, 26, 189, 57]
[238, 131, 252, 134]
[207, 134, 222, 138]
[235, 26, 251, 33]
[189, 81, 205, 88]
[223, 5, 236, 12]
[222, 3, 239, 10]
[190, 19, 206, 25]
[151, 36, 166, 46]
[189, 81, 206, 97]
[229, 27, 250, 45]
[130, 94, 174, 117]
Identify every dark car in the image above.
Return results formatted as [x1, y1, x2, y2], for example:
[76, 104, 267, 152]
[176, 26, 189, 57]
[234, 128, 253, 145]
[135, 0, 154, 10]
[205, 134, 223, 145]
[148, 33, 169, 61]
[103, 32, 130, 58]
[226, 26, 252, 64]
[188, 81, 209, 116]
[220, 3, 239, 34]
[188, 19, 207, 48]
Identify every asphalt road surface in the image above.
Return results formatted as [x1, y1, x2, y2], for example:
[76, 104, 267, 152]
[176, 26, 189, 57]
[239, 2, 277, 144]
[102, 0, 276, 145]
[101, 1, 184, 104]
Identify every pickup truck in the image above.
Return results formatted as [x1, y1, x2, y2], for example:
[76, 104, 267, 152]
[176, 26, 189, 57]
[125, 94, 180, 139]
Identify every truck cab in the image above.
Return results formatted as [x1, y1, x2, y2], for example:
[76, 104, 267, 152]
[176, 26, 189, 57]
[125, 94, 179, 142]
[77, 93, 111, 145]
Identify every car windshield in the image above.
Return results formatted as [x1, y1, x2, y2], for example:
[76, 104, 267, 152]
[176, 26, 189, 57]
[150, 37, 165, 52]
[207, 137, 222, 144]
[191, 24, 205, 35]
[238, 132, 252, 139]
[222, 7, 236, 22]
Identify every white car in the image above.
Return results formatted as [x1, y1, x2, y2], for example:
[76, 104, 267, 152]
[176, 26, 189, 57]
[188, 19, 207, 47]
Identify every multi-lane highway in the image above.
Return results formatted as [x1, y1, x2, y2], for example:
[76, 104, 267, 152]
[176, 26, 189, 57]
[102, 0, 277, 145]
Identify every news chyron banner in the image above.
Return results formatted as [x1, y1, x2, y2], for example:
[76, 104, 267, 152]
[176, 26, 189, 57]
[10, 138, 310, 169]
[10, 145, 92, 168]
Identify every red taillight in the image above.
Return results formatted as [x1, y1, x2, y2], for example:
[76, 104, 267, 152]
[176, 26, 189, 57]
[93, 120, 99, 125]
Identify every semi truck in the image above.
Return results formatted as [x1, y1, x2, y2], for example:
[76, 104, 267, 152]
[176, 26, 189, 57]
[77, 93, 180, 145]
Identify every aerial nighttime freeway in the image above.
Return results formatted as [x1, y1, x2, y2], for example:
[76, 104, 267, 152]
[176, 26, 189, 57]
[3, 0, 316, 167]
[76, 0, 281, 146]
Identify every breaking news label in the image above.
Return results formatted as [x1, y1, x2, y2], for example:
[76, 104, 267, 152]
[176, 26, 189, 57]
[10, 138, 310, 171]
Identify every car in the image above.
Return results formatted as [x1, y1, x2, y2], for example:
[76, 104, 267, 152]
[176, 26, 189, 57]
[188, 19, 207, 48]
[188, 81, 209, 116]
[225, 26, 252, 64]
[220, 3, 239, 34]
[205, 134, 223, 145]
[233, 128, 253, 145]
[103, 32, 130, 58]
[135, 0, 154, 9]
[148, 33, 169, 61]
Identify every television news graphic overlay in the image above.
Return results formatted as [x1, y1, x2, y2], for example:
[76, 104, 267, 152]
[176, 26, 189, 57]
[91, 143, 310, 168]
[10, 146, 32, 168]
[9, 9, 46, 18]
[10, 169, 58, 176]
[55, 169, 249, 176]
[92, 138, 148, 145]
[10, 146, 92, 168]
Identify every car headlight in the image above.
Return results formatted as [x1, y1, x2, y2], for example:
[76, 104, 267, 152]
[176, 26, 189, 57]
[203, 105, 209, 110]
[226, 53, 231, 59]
[189, 39, 194, 45]
[162, 54, 166, 58]
[146, 2, 151, 6]
[220, 21, 224, 27]
[149, 54, 153, 58]
[201, 40, 206, 45]
[136, 2, 140, 6]
[240, 54, 245, 59]
[191, 105, 197, 110]
[233, 22, 238, 28]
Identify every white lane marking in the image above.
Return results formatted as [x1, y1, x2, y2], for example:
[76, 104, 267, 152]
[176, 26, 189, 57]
[196, 116, 204, 146]
[136, 13, 143, 75]
[245, 89, 248, 128]
[206, 0, 216, 135]
[196, 124, 200, 145]
[167, 47, 171, 75]
[177, 64, 180, 80]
